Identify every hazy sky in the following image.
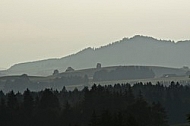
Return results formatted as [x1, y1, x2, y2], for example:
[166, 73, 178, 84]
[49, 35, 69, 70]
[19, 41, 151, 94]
[1, 0, 190, 69]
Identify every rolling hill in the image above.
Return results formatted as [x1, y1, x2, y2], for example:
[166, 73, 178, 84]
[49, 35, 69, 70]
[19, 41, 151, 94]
[3, 35, 190, 76]
[0, 65, 189, 93]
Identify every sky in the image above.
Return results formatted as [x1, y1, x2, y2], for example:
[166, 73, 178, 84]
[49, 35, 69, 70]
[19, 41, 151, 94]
[0, 0, 190, 69]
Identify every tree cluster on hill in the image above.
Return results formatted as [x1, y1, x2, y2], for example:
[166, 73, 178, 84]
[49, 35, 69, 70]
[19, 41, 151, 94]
[93, 66, 155, 81]
[0, 84, 168, 126]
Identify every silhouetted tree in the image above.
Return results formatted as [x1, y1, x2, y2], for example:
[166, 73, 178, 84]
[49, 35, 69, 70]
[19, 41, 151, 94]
[0, 98, 8, 126]
[35, 89, 61, 126]
[89, 110, 99, 126]
[151, 102, 168, 126]
[53, 69, 59, 75]
[6, 91, 20, 126]
[21, 88, 34, 126]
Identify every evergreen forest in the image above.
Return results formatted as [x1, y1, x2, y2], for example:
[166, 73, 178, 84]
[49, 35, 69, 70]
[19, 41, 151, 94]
[1, 82, 190, 126]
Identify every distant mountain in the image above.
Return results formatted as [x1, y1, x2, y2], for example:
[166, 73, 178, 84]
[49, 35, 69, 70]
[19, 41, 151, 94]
[3, 35, 190, 76]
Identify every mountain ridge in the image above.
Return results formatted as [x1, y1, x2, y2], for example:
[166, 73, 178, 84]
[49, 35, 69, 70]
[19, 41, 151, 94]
[4, 35, 190, 76]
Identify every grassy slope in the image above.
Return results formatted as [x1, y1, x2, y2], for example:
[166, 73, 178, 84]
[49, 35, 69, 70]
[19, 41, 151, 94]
[0, 65, 189, 89]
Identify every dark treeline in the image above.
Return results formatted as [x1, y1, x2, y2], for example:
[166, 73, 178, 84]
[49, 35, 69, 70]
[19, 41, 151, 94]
[0, 83, 170, 126]
[93, 66, 155, 81]
[1, 82, 190, 125]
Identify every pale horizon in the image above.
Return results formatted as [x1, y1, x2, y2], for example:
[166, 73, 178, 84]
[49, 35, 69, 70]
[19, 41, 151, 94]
[1, 0, 190, 69]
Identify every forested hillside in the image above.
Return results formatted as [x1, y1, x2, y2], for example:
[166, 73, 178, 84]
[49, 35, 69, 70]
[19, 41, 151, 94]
[4, 35, 190, 76]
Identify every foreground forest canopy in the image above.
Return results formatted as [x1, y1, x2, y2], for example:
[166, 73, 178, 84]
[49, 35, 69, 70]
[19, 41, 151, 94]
[1, 82, 190, 126]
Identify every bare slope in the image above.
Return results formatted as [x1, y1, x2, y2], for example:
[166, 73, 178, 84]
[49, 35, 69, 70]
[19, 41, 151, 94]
[5, 35, 190, 76]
